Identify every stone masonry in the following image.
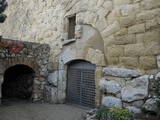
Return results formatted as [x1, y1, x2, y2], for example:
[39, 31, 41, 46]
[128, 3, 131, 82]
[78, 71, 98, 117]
[99, 67, 160, 113]
[0, 0, 160, 110]
[0, 39, 50, 103]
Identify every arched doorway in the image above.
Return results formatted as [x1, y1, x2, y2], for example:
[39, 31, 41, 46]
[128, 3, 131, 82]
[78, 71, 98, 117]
[66, 60, 96, 108]
[2, 64, 35, 103]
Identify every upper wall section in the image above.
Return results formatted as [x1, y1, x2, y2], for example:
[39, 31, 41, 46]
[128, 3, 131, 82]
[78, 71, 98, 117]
[1, 0, 160, 72]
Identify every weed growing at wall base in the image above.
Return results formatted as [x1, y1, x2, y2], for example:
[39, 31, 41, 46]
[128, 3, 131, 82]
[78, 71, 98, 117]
[95, 106, 135, 120]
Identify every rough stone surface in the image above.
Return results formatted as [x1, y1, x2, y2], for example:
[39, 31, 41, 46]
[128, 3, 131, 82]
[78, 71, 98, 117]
[47, 71, 58, 86]
[102, 67, 140, 78]
[0, 39, 50, 102]
[121, 75, 149, 102]
[99, 79, 121, 94]
[132, 100, 144, 108]
[102, 96, 122, 107]
[126, 106, 141, 114]
[157, 56, 160, 69]
[142, 98, 157, 112]
[0, 0, 160, 107]
[155, 72, 160, 80]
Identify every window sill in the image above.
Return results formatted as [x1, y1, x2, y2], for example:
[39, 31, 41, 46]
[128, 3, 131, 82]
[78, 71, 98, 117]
[62, 39, 76, 45]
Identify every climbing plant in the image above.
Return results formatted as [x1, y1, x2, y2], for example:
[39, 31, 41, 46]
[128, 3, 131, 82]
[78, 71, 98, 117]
[0, 40, 23, 53]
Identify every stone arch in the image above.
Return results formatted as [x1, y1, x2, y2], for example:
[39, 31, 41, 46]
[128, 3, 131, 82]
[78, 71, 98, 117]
[58, 25, 105, 106]
[60, 24, 106, 66]
[2, 64, 35, 100]
[5, 57, 40, 76]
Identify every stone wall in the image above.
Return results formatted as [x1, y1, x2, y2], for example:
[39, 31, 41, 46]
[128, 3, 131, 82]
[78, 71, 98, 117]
[1, 0, 159, 72]
[99, 67, 160, 113]
[0, 39, 50, 103]
[0, 0, 160, 108]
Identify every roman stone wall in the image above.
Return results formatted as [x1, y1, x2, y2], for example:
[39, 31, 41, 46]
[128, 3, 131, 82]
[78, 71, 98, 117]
[0, 0, 160, 109]
[1, 0, 159, 72]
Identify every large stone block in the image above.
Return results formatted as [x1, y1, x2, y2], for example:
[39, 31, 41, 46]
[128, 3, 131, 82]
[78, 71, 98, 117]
[119, 15, 136, 27]
[99, 78, 121, 94]
[102, 96, 122, 107]
[106, 7, 121, 25]
[157, 56, 160, 69]
[115, 28, 128, 36]
[146, 19, 158, 30]
[106, 45, 124, 57]
[136, 30, 160, 43]
[113, 0, 132, 7]
[95, 67, 103, 88]
[115, 34, 136, 45]
[144, 41, 160, 56]
[104, 35, 115, 47]
[142, 0, 160, 10]
[107, 57, 119, 66]
[105, 34, 136, 47]
[139, 56, 157, 70]
[124, 43, 144, 56]
[102, 21, 120, 38]
[119, 57, 139, 68]
[142, 98, 157, 112]
[95, 89, 102, 107]
[137, 9, 160, 23]
[103, 1, 113, 11]
[105, 76, 126, 88]
[121, 75, 149, 102]
[95, 18, 108, 31]
[121, 4, 134, 16]
[102, 67, 140, 78]
[128, 23, 145, 34]
[47, 71, 58, 86]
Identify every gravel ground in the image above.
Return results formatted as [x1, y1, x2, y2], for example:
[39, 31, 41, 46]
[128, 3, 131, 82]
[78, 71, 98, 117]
[0, 101, 87, 120]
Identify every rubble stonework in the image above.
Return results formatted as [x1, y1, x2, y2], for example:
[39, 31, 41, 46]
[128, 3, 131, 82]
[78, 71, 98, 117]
[0, 39, 50, 103]
[99, 67, 160, 113]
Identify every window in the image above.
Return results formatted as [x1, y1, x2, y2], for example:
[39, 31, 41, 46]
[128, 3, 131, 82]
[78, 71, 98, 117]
[62, 15, 82, 45]
[68, 16, 76, 39]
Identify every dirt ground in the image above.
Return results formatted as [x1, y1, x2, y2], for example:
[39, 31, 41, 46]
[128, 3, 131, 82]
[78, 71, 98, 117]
[0, 101, 87, 120]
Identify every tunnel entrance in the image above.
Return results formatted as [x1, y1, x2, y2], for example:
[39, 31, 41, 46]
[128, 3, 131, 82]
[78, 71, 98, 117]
[2, 64, 35, 102]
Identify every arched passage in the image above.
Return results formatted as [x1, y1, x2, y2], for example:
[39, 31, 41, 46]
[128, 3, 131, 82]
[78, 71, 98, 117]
[2, 64, 35, 101]
[66, 60, 96, 108]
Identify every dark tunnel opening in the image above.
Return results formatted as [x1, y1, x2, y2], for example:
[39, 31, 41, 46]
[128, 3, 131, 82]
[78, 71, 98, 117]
[2, 64, 35, 101]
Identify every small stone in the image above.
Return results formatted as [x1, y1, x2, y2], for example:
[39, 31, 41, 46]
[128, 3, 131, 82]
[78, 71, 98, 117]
[102, 96, 122, 107]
